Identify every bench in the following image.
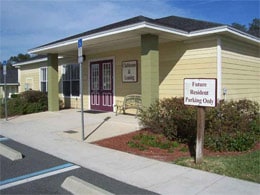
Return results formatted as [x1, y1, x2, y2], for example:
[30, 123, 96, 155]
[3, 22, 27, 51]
[114, 94, 142, 116]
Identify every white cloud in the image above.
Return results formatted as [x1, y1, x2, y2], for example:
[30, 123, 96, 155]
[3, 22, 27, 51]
[0, 0, 184, 59]
[0, 0, 199, 60]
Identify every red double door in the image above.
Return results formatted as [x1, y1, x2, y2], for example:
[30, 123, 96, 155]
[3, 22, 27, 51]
[90, 60, 113, 111]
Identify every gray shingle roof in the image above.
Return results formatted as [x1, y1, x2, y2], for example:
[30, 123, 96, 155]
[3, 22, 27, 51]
[33, 15, 224, 49]
[156, 16, 223, 32]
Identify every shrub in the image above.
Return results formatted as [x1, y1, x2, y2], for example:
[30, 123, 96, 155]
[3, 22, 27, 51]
[0, 90, 48, 117]
[20, 90, 48, 114]
[139, 97, 197, 143]
[205, 100, 259, 151]
[139, 97, 259, 152]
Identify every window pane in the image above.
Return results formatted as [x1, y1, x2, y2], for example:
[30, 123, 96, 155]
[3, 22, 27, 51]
[71, 64, 79, 80]
[63, 66, 70, 81]
[40, 68, 47, 92]
[41, 82, 47, 93]
[63, 81, 70, 96]
[63, 64, 79, 97]
[72, 81, 79, 96]
[91, 64, 99, 90]
[102, 63, 111, 90]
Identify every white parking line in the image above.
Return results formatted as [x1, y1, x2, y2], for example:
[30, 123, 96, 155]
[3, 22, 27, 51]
[0, 163, 80, 190]
[0, 137, 9, 141]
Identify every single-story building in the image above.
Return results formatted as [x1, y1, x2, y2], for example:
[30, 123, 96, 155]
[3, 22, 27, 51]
[14, 15, 260, 112]
[0, 68, 19, 100]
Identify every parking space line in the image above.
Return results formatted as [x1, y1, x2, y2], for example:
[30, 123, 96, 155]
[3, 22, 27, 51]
[0, 163, 80, 190]
[0, 137, 9, 142]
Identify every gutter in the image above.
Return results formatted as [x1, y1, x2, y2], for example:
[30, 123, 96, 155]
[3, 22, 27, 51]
[28, 22, 260, 54]
[13, 56, 64, 67]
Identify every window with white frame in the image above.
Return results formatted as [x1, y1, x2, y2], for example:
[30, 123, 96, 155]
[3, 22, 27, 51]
[40, 67, 47, 92]
[62, 64, 79, 96]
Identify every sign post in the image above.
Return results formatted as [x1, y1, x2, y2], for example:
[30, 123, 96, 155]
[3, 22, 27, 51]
[78, 39, 85, 141]
[184, 78, 217, 163]
[3, 60, 8, 121]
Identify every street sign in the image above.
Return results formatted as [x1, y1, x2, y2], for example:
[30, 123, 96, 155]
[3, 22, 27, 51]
[184, 78, 217, 107]
[183, 78, 217, 164]
[3, 60, 7, 75]
[3, 60, 8, 120]
[77, 38, 85, 141]
[78, 39, 83, 64]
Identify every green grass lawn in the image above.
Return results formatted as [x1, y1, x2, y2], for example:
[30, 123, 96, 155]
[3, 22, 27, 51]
[174, 150, 260, 183]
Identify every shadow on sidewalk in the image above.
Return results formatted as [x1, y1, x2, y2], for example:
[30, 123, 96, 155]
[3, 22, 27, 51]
[84, 116, 111, 141]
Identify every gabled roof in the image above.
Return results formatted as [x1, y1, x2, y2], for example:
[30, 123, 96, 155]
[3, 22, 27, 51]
[28, 15, 259, 55]
[32, 15, 223, 50]
[0, 68, 19, 85]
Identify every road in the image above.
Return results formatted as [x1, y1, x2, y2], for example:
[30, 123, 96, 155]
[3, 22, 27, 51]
[0, 136, 157, 194]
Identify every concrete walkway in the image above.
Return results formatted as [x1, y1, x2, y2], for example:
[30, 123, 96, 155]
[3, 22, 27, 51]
[0, 109, 259, 195]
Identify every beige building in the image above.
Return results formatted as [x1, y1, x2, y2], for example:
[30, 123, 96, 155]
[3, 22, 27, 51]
[14, 15, 260, 112]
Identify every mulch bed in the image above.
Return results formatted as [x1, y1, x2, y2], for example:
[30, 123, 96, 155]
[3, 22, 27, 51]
[92, 129, 260, 162]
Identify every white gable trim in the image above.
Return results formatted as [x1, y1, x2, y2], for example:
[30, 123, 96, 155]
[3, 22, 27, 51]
[28, 22, 259, 54]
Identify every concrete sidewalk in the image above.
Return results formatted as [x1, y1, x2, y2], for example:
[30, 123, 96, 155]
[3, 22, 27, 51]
[0, 109, 259, 195]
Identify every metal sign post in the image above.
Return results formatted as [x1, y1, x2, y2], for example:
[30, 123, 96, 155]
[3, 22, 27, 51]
[78, 39, 85, 141]
[3, 60, 8, 121]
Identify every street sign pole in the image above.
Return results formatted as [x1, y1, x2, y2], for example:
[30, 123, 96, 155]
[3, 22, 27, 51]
[78, 39, 85, 141]
[3, 61, 8, 121]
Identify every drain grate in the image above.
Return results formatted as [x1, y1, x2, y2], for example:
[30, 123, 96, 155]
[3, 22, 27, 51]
[64, 130, 78, 134]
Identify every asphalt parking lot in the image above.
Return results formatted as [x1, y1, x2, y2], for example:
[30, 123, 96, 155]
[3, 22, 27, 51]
[0, 136, 157, 194]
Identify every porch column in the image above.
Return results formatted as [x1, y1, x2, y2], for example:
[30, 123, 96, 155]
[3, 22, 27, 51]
[141, 34, 159, 108]
[47, 53, 59, 111]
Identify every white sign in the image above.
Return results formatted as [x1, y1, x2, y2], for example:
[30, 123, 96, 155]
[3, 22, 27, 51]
[184, 78, 217, 107]
[122, 60, 137, 82]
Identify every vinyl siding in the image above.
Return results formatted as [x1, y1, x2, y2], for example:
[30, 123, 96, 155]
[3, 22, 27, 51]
[19, 63, 44, 92]
[159, 37, 217, 99]
[222, 37, 260, 103]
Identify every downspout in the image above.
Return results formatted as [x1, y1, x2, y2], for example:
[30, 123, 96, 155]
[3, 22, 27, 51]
[217, 37, 222, 102]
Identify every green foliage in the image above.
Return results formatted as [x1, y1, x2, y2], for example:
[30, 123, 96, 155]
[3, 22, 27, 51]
[205, 100, 259, 151]
[127, 132, 179, 152]
[231, 18, 260, 38]
[139, 97, 259, 152]
[1, 90, 48, 117]
[10, 94, 19, 98]
[139, 97, 197, 143]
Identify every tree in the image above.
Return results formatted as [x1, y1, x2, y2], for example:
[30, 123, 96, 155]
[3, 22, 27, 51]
[0, 53, 31, 70]
[9, 53, 31, 64]
[231, 23, 247, 32]
[231, 18, 260, 38]
[248, 18, 260, 37]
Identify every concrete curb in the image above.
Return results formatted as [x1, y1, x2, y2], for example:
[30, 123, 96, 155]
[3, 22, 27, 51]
[61, 176, 114, 195]
[0, 143, 23, 161]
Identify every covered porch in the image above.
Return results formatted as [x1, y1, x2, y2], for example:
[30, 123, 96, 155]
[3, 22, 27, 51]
[29, 17, 187, 112]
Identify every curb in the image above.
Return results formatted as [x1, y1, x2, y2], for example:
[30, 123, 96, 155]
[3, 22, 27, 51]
[0, 143, 23, 161]
[61, 176, 114, 195]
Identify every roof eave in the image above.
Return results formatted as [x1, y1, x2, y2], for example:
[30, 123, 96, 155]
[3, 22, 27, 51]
[13, 57, 48, 66]
[28, 23, 259, 55]
[28, 21, 189, 54]
[190, 26, 260, 44]
[13, 56, 64, 67]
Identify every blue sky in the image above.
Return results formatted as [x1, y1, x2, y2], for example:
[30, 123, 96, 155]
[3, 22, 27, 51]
[0, 0, 259, 61]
